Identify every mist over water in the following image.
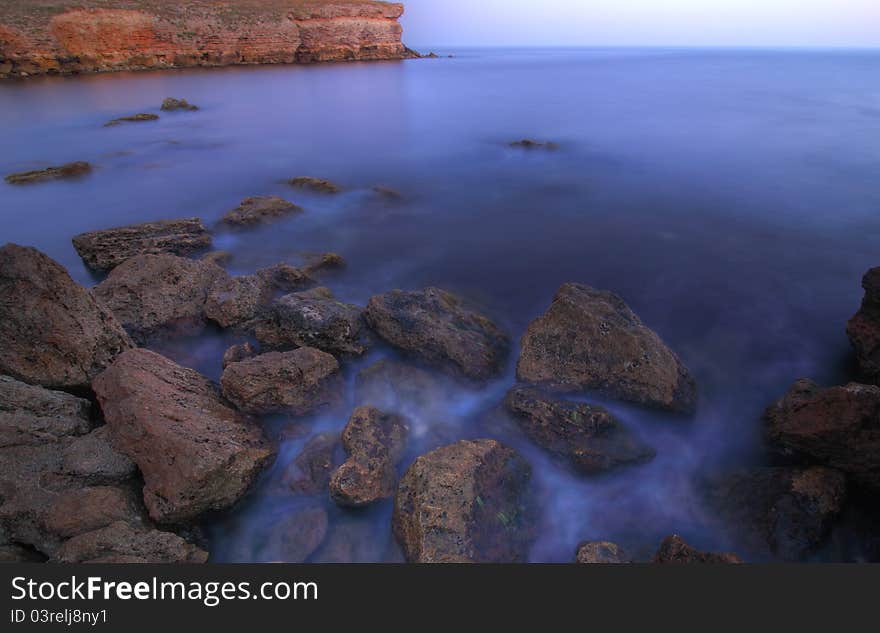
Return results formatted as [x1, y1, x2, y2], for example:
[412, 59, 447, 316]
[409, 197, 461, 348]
[3, 48, 880, 561]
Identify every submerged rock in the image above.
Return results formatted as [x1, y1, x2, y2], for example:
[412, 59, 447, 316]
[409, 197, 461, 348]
[72, 217, 212, 272]
[222, 342, 258, 369]
[763, 379, 880, 490]
[5, 161, 92, 185]
[329, 407, 409, 507]
[54, 521, 207, 563]
[288, 176, 340, 193]
[576, 541, 632, 564]
[517, 283, 696, 413]
[283, 433, 341, 496]
[220, 348, 343, 416]
[503, 386, 655, 474]
[847, 267, 880, 382]
[161, 97, 199, 112]
[93, 348, 273, 524]
[0, 244, 133, 390]
[104, 113, 159, 127]
[652, 535, 743, 564]
[393, 439, 534, 562]
[259, 507, 328, 563]
[254, 287, 371, 356]
[365, 287, 510, 381]
[93, 253, 227, 342]
[354, 358, 453, 412]
[509, 139, 559, 150]
[218, 196, 303, 228]
[372, 185, 403, 200]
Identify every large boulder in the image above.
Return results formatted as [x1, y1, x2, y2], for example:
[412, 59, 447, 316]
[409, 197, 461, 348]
[847, 267, 880, 382]
[93, 253, 228, 342]
[517, 283, 696, 412]
[219, 196, 303, 228]
[763, 379, 880, 490]
[329, 406, 409, 507]
[204, 263, 312, 329]
[652, 535, 743, 564]
[705, 466, 845, 561]
[0, 375, 92, 447]
[92, 348, 273, 524]
[53, 521, 207, 563]
[220, 348, 343, 416]
[503, 386, 654, 474]
[576, 541, 632, 564]
[0, 244, 134, 390]
[254, 287, 371, 356]
[364, 287, 509, 381]
[393, 439, 534, 562]
[72, 218, 212, 272]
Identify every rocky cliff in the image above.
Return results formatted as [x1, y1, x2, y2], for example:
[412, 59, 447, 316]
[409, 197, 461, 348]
[0, 1, 417, 79]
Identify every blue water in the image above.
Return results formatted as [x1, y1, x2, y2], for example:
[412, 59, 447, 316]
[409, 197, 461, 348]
[3, 48, 880, 561]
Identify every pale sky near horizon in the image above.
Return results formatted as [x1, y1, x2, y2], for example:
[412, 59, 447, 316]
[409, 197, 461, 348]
[399, 1, 880, 48]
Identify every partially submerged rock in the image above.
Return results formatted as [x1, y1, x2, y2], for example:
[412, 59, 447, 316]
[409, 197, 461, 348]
[372, 185, 403, 200]
[219, 196, 303, 228]
[0, 244, 133, 390]
[54, 521, 207, 563]
[652, 535, 743, 564]
[254, 287, 371, 356]
[576, 541, 632, 564]
[204, 263, 312, 329]
[93, 348, 273, 524]
[354, 358, 454, 414]
[847, 267, 880, 382]
[365, 287, 510, 381]
[5, 161, 92, 185]
[104, 113, 159, 127]
[329, 407, 409, 507]
[510, 139, 559, 150]
[259, 507, 328, 563]
[222, 342, 258, 369]
[763, 379, 880, 490]
[283, 433, 341, 496]
[220, 348, 343, 416]
[393, 439, 534, 562]
[517, 283, 696, 412]
[72, 217, 212, 272]
[503, 386, 654, 474]
[161, 97, 199, 112]
[302, 252, 346, 275]
[202, 250, 233, 267]
[288, 176, 340, 193]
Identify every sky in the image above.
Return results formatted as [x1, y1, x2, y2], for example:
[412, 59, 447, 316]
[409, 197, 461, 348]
[400, 0, 880, 48]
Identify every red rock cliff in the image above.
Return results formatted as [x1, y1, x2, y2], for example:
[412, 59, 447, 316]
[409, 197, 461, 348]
[0, 0, 417, 78]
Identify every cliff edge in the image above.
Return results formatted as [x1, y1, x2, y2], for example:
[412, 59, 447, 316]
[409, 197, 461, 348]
[0, 0, 417, 79]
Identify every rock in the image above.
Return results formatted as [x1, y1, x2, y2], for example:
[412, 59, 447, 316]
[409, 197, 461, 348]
[706, 466, 846, 561]
[0, 244, 134, 390]
[45, 486, 142, 539]
[503, 386, 655, 474]
[53, 521, 207, 563]
[222, 342, 258, 369]
[652, 535, 743, 564]
[93, 253, 227, 342]
[254, 287, 371, 356]
[282, 433, 340, 495]
[847, 267, 880, 382]
[365, 287, 510, 381]
[202, 250, 232, 266]
[220, 348, 343, 416]
[72, 218, 212, 272]
[92, 348, 273, 523]
[0, 375, 92, 447]
[329, 407, 409, 507]
[424, 52, 439, 59]
[60, 426, 137, 485]
[764, 379, 880, 490]
[288, 176, 340, 193]
[104, 113, 159, 126]
[302, 252, 346, 275]
[393, 439, 534, 562]
[517, 283, 697, 412]
[310, 519, 388, 563]
[509, 139, 559, 150]
[161, 97, 199, 111]
[259, 507, 328, 563]
[204, 263, 313, 329]
[219, 196, 303, 228]
[4, 161, 92, 184]
[354, 358, 450, 410]
[0, 544, 45, 562]
[372, 185, 402, 200]
[576, 541, 632, 564]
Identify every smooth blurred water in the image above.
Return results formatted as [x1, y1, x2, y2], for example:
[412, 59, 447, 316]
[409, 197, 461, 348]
[3, 48, 880, 561]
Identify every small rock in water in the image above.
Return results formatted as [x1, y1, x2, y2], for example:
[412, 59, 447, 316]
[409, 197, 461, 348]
[509, 139, 559, 150]
[283, 433, 341, 496]
[161, 97, 199, 111]
[847, 267, 880, 382]
[104, 113, 159, 127]
[5, 161, 92, 185]
[372, 185, 403, 200]
[576, 541, 632, 564]
[329, 406, 409, 508]
[219, 196, 303, 228]
[302, 252, 346, 275]
[652, 535, 743, 564]
[288, 176, 341, 193]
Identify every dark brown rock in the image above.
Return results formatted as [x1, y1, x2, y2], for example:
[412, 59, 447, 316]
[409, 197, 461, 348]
[104, 113, 159, 126]
[517, 283, 696, 412]
[652, 535, 743, 564]
[288, 176, 340, 193]
[219, 196, 303, 228]
[45, 486, 142, 539]
[365, 287, 510, 381]
[503, 386, 654, 474]
[764, 379, 880, 489]
[161, 97, 199, 111]
[847, 267, 880, 382]
[222, 342, 258, 369]
[329, 406, 409, 507]
[282, 433, 340, 495]
[302, 252, 346, 275]
[0, 244, 134, 390]
[393, 439, 533, 562]
[93, 348, 273, 524]
[576, 541, 632, 564]
[220, 348, 343, 416]
[0, 375, 92, 447]
[72, 217, 212, 272]
[5, 161, 91, 185]
[53, 521, 208, 563]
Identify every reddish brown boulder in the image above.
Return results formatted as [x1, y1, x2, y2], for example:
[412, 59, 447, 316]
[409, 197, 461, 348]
[93, 348, 273, 524]
[220, 348, 343, 416]
[847, 267, 880, 382]
[764, 379, 880, 489]
[365, 287, 510, 381]
[219, 196, 302, 228]
[53, 521, 207, 564]
[504, 386, 655, 474]
[0, 244, 134, 390]
[393, 439, 534, 562]
[204, 263, 312, 329]
[72, 217, 212, 272]
[45, 486, 142, 539]
[282, 433, 341, 496]
[652, 535, 743, 564]
[329, 407, 409, 507]
[517, 283, 696, 412]
[576, 541, 631, 564]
